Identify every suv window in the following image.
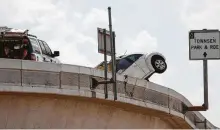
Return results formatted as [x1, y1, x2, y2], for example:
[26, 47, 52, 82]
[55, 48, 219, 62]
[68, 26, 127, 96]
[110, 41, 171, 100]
[126, 54, 143, 62]
[134, 54, 143, 60]
[42, 41, 52, 56]
[117, 54, 143, 71]
[0, 38, 31, 59]
[117, 58, 133, 71]
[29, 38, 41, 54]
[38, 40, 47, 55]
[126, 55, 136, 62]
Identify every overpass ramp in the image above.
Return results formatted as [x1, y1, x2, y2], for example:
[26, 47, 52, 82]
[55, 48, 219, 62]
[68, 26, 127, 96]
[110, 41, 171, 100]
[0, 59, 218, 129]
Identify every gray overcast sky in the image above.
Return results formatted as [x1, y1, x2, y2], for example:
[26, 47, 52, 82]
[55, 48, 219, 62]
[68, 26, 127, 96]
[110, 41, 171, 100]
[1, 0, 219, 127]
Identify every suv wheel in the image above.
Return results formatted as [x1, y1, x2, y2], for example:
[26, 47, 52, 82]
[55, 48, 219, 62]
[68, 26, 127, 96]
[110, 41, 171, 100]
[151, 55, 167, 74]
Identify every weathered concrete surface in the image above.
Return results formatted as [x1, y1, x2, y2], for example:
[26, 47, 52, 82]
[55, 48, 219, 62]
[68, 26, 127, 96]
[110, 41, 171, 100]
[0, 93, 173, 129]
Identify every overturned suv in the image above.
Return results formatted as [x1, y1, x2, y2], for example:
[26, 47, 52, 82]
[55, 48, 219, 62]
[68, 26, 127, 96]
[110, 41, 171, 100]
[0, 27, 60, 63]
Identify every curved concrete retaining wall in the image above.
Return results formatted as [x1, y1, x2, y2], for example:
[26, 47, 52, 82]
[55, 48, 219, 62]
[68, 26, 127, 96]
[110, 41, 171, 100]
[0, 59, 218, 129]
[0, 93, 174, 129]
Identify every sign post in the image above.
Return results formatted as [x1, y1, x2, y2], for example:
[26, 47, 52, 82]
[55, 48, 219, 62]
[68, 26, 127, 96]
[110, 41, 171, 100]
[187, 29, 220, 112]
[108, 7, 117, 101]
[203, 59, 208, 109]
[112, 31, 117, 100]
[92, 7, 117, 101]
[97, 28, 109, 99]
[103, 29, 108, 99]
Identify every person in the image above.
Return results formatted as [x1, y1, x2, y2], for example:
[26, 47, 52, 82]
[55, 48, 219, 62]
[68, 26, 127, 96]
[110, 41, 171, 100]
[3, 46, 11, 58]
[12, 39, 29, 59]
[21, 39, 29, 60]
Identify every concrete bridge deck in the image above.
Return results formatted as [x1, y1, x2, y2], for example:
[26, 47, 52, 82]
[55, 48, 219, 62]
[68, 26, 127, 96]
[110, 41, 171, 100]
[0, 59, 218, 129]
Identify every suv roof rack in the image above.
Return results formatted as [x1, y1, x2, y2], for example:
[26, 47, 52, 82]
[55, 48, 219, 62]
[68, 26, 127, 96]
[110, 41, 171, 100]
[24, 29, 29, 34]
[27, 34, 37, 38]
[0, 26, 37, 38]
[0, 26, 11, 33]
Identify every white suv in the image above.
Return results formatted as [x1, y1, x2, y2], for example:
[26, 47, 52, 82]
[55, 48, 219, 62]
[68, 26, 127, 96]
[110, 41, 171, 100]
[96, 52, 167, 80]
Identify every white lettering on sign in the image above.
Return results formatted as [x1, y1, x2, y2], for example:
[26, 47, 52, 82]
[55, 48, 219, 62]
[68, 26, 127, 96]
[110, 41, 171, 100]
[189, 30, 220, 60]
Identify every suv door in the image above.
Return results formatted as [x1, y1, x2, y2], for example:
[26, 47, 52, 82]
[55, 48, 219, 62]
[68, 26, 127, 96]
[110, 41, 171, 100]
[42, 41, 57, 63]
[118, 54, 147, 79]
[39, 40, 59, 63]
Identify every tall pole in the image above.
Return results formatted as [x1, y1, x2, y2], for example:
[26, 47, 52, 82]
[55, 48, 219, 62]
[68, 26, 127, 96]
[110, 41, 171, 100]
[103, 29, 108, 99]
[112, 31, 117, 100]
[108, 6, 117, 100]
[108, 6, 114, 78]
[203, 59, 208, 109]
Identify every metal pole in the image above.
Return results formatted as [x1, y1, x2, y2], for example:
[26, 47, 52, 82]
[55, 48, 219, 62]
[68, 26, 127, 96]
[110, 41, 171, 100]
[203, 59, 208, 109]
[184, 59, 209, 112]
[204, 119, 207, 129]
[108, 6, 117, 100]
[108, 6, 114, 78]
[112, 31, 117, 100]
[103, 29, 108, 99]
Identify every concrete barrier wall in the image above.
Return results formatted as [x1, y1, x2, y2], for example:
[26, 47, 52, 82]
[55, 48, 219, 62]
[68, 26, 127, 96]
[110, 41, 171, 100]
[0, 94, 175, 129]
[0, 59, 218, 129]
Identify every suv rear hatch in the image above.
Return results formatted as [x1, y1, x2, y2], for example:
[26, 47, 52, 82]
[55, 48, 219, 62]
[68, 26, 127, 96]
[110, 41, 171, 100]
[0, 32, 31, 60]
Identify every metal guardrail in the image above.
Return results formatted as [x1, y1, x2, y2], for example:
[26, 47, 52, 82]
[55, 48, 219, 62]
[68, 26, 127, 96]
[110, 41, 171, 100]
[0, 59, 218, 129]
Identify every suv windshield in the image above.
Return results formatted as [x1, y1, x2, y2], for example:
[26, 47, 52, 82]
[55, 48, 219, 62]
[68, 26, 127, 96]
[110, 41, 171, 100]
[0, 36, 30, 60]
